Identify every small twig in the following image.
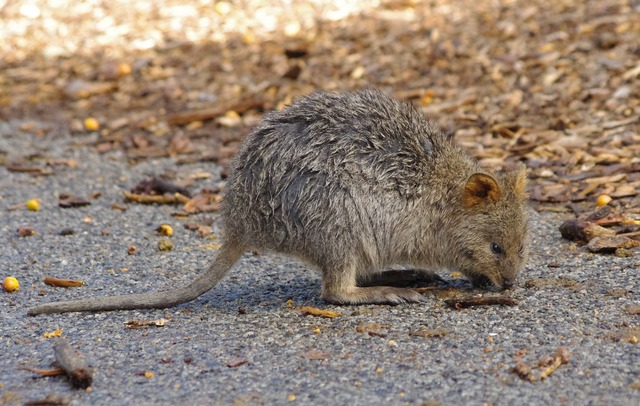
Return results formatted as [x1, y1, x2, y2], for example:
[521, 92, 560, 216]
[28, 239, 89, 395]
[412, 286, 451, 293]
[44, 277, 84, 288]
[16, 365, 65, 376]
[444, 296, 518, 309]
[6, 165, 54, 175]
[23, 394, 69, 406]
[53, 338, 93, 389]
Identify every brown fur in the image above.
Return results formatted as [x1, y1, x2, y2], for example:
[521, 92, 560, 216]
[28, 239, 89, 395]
[28, 89, 529, 315]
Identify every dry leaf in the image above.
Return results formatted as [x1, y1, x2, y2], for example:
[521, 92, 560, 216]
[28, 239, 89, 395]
[44, 329, 64, 338]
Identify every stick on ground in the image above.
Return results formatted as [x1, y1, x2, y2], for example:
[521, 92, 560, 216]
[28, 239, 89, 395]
[444, 296, 518, 309]
[53, 338, 93, 389]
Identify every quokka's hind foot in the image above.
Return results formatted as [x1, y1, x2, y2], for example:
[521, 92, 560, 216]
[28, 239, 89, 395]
[322, 286, 427, 305]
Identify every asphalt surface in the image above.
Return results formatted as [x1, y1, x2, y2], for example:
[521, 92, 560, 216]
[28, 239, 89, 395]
[1, 121, 639, 406]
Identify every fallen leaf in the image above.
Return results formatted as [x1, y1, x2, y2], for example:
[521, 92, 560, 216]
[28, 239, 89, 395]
[44, 329, 64, 338]
[587, 236, 640, 253]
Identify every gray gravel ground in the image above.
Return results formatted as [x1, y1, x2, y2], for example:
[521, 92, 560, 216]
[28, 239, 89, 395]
[1, 122, 639, 406]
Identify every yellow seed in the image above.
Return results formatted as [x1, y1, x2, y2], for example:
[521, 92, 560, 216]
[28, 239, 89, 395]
[312, 327, 321, 334]
[596, 194, 612, 208]
[26, 199, 40, 211]
[158, 224, 173, 237]
[117, 62, 132, 76]
[144, 371, 154, 378]
[3, 277, 19, 292]
[84, 117, 100, 131]
[287, 394, 296, 401]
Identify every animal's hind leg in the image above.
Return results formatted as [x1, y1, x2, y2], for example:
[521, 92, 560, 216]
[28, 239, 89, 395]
[321, 264, 426, 305]
[357, 270, 444, 288]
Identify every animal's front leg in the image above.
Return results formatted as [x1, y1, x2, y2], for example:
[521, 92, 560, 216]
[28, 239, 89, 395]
[321, 265, 427, 305]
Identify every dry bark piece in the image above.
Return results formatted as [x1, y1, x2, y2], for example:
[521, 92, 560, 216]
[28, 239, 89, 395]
[17, 226, 37, 237]
[444, 296, 518, 309]
[299, 306, 342, 318]
[587, 236, 640, 253]
[559, 219, 616, 242]
[44, 277, 84, 288]
[123, 191, 190, 205]
[131, 177, 191, 197]
[53, 338, 93, 389]
[58, 195, 91, 208]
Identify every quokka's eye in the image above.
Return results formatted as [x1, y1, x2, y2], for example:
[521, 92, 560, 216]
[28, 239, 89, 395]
[490, 242, 503, 255]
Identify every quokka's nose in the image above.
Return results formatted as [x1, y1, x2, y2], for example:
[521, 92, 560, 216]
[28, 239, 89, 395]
[502, 278, 514, 289]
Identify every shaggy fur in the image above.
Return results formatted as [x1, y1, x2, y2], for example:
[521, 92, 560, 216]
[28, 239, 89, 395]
[28, 89, 529, 315]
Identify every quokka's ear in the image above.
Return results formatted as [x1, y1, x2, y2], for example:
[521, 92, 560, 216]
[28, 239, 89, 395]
[513, 166, 529, 200]
[463, 173, 501, 208]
